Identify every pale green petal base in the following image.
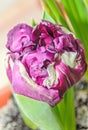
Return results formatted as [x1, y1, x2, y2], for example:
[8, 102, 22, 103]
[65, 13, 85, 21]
[20, 109, 38, 130]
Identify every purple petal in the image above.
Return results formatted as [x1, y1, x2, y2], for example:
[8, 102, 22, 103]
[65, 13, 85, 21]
[6, 24, 33, 52]
[6, 55, 13, 82]
[12, 61, 61, 106]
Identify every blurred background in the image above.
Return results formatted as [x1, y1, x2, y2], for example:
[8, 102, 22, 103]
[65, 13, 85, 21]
[0, 0, 42, 89]
[0, 1, 87, 129]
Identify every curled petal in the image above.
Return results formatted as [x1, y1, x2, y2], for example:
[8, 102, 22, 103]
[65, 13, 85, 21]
[54, 55, 87, 96]
[6, 24, 33, 52]
[31, 20, 64, 47]
[21, 49, 54, 82]
[12, 61, 61, 106]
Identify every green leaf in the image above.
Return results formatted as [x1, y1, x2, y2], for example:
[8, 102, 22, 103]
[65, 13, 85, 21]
[14, 94, 62, 130]
[31, 19, 37, 27]
[42, 10, 56, 24]
[41, 0, 69, 28]
[64, 88, 76, 130]
[61, 0, 88, 62]
[56, 88, 76, 130]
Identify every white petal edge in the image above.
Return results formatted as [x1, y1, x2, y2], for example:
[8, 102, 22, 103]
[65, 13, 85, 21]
[43, 63, 59, 89]
[18, 61, 38, 88]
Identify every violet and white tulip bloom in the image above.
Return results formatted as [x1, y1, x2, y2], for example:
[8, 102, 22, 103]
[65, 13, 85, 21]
[6, 20, 87, 106]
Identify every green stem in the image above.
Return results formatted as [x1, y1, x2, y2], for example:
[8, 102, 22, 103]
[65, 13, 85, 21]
[65, 88, 76, 130]
[56, 88, 76, 130]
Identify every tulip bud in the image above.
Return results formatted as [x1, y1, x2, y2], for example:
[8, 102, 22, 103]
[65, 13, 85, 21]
[6, 20, 87, 106]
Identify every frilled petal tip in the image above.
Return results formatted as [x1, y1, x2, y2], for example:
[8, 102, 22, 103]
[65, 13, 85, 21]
[6, 24, 33, 52]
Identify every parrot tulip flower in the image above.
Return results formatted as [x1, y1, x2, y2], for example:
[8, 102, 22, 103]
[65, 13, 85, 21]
[6, 20, 87, 106]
